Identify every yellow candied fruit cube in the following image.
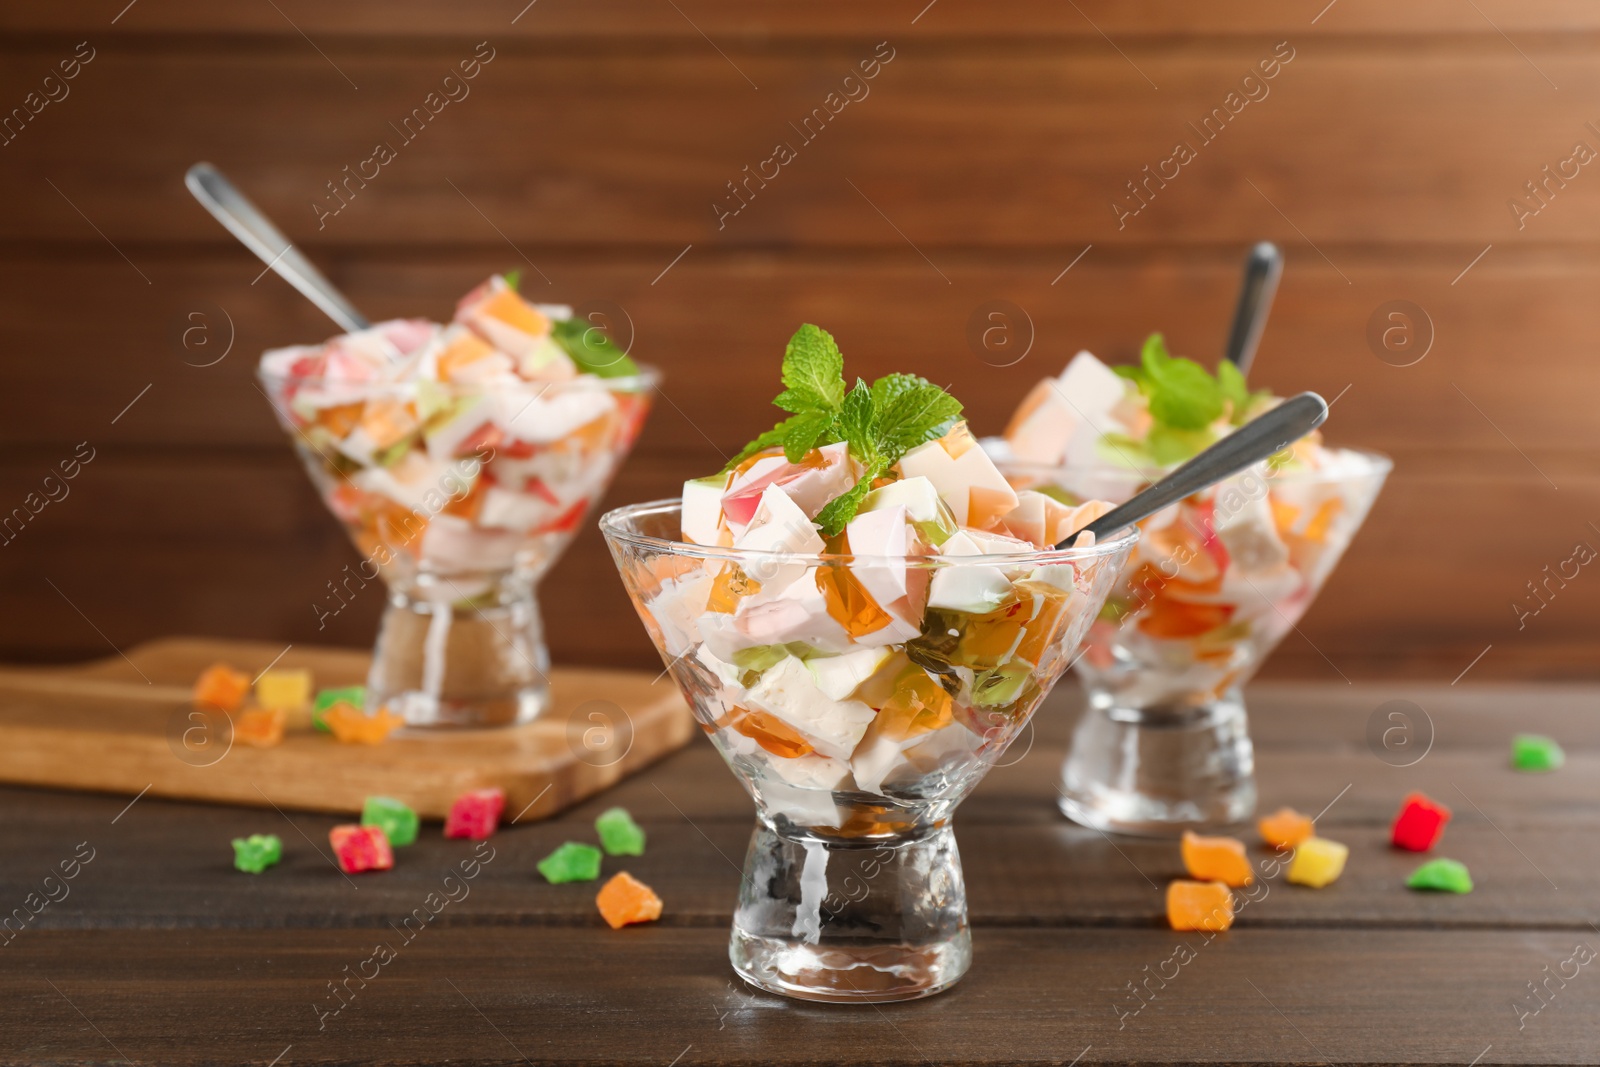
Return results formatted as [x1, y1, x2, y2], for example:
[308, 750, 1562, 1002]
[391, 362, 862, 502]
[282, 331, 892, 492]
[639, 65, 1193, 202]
[255, 668, 313, 712]
[1166, 880, 1234, 931]
[1286, 837, 1348, 888]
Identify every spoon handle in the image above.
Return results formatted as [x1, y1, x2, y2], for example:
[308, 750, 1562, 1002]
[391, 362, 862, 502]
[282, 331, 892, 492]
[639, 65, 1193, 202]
[1222, 241, 1283, 378]
[1059, 391, 1328, 549]
[184, 162, 369, 333]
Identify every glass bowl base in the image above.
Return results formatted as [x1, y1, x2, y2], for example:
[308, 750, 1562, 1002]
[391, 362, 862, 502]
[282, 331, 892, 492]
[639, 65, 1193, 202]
[730, 928, 971, 1003]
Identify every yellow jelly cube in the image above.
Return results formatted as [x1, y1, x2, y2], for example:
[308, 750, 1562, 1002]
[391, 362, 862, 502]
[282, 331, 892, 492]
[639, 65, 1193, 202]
[1286, 837, 1348, 888]
[255, 669, 313, 712]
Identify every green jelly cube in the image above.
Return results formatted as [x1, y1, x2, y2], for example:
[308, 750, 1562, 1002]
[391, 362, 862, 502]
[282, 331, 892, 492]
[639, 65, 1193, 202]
[595, 807, 646, 856]
[1511, 733, 1564, 772]
[232, 833, 283, 874]
[1406, 858, 1474, 894]
[538, 841, 603, 883]
[312, 686, 366, 732]
[361, 795, 419, 847]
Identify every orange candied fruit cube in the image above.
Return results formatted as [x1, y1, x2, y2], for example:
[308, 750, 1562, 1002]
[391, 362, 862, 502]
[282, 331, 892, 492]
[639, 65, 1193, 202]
[596, 871, 663, 929]
[234, 707, 287, 748]
[1181, 830, 1254, 887]
[479, 287, 549, 336]
[323, 702, 405, 745]
[194, 663, 252, 711]
[1258, 807, 1315, 850]
[1166, 880, 1234, 932]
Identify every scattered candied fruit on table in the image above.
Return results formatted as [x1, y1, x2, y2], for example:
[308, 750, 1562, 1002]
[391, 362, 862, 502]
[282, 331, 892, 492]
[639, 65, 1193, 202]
[1258, 807, 1315, 850]
[193, 663, 251, 711]
[255, 668, 313, 712]
[1391, 792, 1451, 852]
[1181, 830, 1254, 887]
[595, 807, 646, 856]
[538, 842, 603, 884]
[445, 787, 505, 839]
[329, 825, 393, 873]
[233, 707, 286, 748]
[1286, 837, 1348, 888]
[596, 872, 663, 929]
[1165, 880, 1234, 931]
[1511, 733, 1565, 772]
[231, 833, 282, 874]
[1406, 857, 1474, 894]
[323, 703, 405, 745]
[312, 686, 365, 732]
[361, 796, 419, 847]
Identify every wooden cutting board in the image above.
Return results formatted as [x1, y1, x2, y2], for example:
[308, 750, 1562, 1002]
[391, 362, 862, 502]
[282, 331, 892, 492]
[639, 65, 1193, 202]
[0, 637, 695, 821]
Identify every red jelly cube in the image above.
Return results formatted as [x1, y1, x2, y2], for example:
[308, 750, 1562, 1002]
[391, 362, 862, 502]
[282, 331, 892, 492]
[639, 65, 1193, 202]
[445, 788, 505, 840]
[1391, 792, 1451, 852]
[329, 824, 393, 873]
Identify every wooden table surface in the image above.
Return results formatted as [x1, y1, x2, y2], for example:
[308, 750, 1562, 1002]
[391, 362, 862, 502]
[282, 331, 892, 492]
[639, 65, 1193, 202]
[3, 679, 1596, 1066]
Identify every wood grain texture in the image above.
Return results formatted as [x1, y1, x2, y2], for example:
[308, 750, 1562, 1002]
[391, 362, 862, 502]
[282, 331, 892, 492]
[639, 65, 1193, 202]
[0, 639, 693, 818]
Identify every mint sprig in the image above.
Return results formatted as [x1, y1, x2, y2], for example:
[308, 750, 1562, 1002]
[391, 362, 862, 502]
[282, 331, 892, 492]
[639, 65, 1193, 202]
[551, 317, 640, 379]
[726, 324, 963, 535]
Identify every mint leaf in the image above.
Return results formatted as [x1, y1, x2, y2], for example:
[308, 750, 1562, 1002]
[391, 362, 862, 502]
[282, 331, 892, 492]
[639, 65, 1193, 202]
[1139, 332, 1223, 430]
[776, 324, 846, 414]
[550, 317, 640, 379]
[1145, 424, 1217, 465]
[817, 457, 886, 537]
[781, 410, 833, 463]
[502, 269, 522, 292]
[837, 380, 878, 461]
[1217, 359, 1250, 418]
[870, 373, 963, 455]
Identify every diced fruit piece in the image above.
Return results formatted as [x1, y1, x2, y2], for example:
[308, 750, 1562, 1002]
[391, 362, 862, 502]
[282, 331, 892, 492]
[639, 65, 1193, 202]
[231, 833, 283, 874]
[445, 787, 505, 839]
[1391, 792, 1450, 852]
[1258, 807, 1315, 850]
[324, 703, 405, 745]
[1166, 880, 1234, 931]
[538, 841, 603, 883]
[312, 686, 365, 732]
[596, 872, 663, 929]
[681, 474, 730, 545]
[255, 668, 313, 711]
[1511, 733, 1564, 772]
[1181, 831, 1254, 887]
[1286, 837, 1348, 887]
[1406, 857, 1474, 894]
[897, 422, 1018, 529]
[329, 825, 393, 874]
[361, 796, 419, 848]
[234, 707, 286, 748]
[595, 807, 647, 856]
[194, 663, 251, 711]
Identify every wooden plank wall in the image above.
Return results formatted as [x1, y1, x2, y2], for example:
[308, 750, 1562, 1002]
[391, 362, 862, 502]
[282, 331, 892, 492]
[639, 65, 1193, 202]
[0, 1, 1596, 679]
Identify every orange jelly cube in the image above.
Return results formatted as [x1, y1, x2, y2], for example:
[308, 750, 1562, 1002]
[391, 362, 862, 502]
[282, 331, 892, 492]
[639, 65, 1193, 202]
[1166, 880, 1235, 931]
[815, 532, 897, 639]
[1181, 830, 1254, 887]
[878, 671, 954, 739]
[1258, 807, 1315, 850]
[729, 707, 814, 759]
[234, 707, 286, 748]
[596, 871, 663, 929]
[324, 703, 406, 745]
[706, 564, 761, 614]
[194, 663, 252, 711]
[479, 287, 549, 336]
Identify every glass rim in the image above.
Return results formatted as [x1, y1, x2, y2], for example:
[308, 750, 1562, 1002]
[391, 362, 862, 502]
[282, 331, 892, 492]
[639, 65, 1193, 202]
[256, 361, 663, 394]
[992, 444, 1394, 487]
[597, 498, 1139, 567]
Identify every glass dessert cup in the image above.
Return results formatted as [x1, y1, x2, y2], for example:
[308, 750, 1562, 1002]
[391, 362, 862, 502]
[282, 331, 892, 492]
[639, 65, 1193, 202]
[999, 451, 1390, 836]
[600, 500, 1135, 1002]
[261, 367, 658, 728]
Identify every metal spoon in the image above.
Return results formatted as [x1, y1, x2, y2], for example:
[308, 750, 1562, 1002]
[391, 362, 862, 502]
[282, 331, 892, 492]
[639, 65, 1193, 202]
[1221, 241, 1283, 378]
[184, 162, 369, 333]
[1058, 391, 1327, 548]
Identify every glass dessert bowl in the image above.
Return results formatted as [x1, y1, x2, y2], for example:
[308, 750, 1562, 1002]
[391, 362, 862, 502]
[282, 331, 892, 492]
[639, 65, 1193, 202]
[600, 324, 1134, 1002]
[259, 275, 657, 728]
[992, 337, 1389, 835]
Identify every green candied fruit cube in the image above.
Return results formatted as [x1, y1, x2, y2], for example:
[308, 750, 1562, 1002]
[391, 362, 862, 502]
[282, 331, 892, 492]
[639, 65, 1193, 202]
[1511, 733, 1564, 772]
[538, 842, 604, 884]
[1405, 857, 1474, 894]
[232, 833, 283, 874]
[312, 686, 366, 732]
[595, 807, 646, 857]
[361, 795, 419, 847]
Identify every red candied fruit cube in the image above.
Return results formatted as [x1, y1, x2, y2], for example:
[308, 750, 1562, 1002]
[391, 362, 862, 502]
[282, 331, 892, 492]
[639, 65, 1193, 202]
[1391, 792, 1451, 852]
[329, 825, 393, 873]
[445, 787, 505, 840]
